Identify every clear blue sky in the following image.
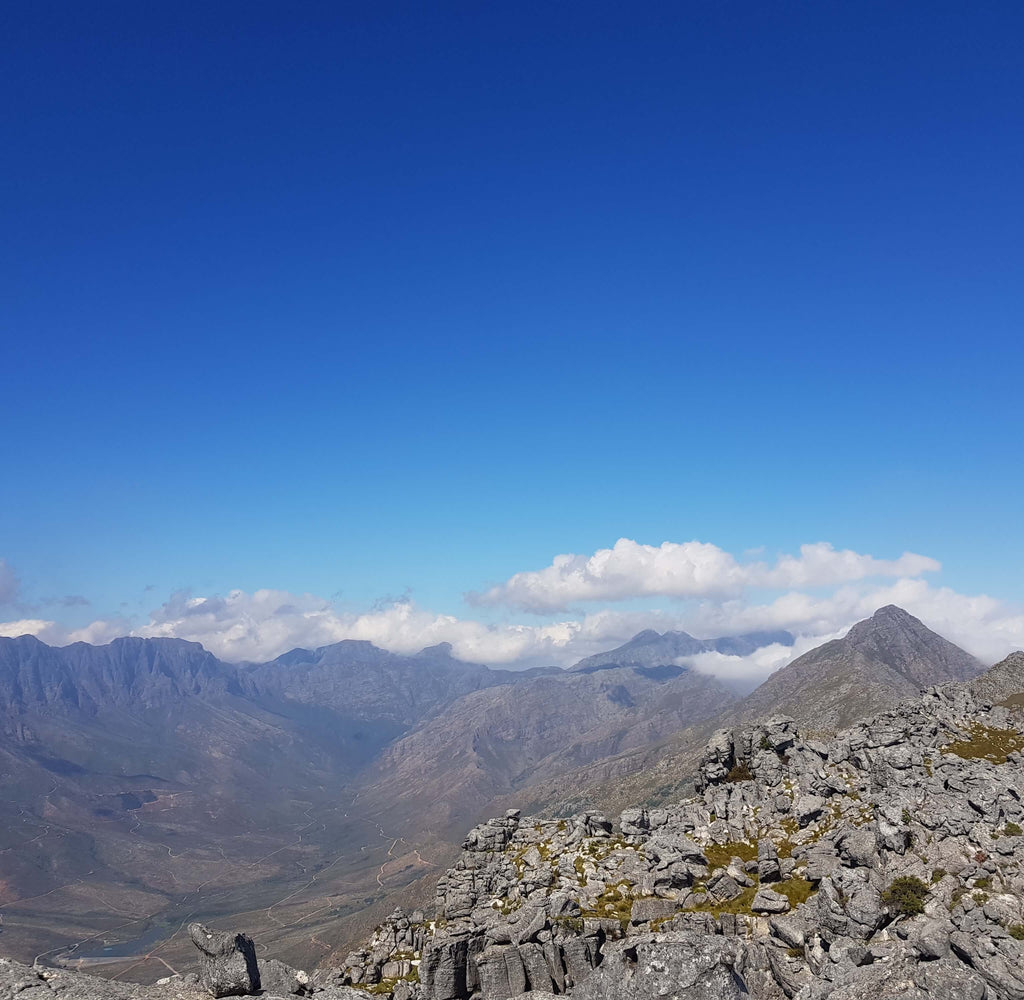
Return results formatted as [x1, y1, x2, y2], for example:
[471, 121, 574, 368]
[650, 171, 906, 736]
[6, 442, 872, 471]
[3, 2, 1023, 645]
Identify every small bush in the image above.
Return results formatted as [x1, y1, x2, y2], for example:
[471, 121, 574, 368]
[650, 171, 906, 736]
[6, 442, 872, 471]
[1006, 822, 1023, 836]
[975, 877, 992, 890]
[1009, 924, 1024, 940]
[882, 876, 930, 917]
[931, 868, 947, 884]
[726, 761, 754, 783]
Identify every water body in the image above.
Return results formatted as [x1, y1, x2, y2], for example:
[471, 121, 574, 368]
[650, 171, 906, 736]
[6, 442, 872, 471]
[72, 922, 171, 960]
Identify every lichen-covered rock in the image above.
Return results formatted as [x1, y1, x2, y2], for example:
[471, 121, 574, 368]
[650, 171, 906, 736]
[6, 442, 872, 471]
[751, 888, 789, 914]
[188, 923, 260, 998]
[258, 959, 310, 997]
[14, 673, 1024, 1000]
[571, 933, 748, 1000]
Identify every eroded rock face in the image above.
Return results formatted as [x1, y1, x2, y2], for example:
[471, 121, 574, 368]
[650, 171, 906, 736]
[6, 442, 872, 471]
[188, 924, 260, 998]
[259, 958, 311, 997]
[327, 678, 1024, 1000]
[8, 671, 1024, 1000]
[0, 956, 205, 1000]
[571, 934, 748, 1000]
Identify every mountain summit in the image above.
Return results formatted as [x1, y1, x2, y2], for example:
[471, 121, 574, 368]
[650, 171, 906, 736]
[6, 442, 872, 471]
[570, 627, 794, 675]
[734, 605, 984, 729]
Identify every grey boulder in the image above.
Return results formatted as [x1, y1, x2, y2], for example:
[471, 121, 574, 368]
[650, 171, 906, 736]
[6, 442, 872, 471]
[188, 923, 260, 998]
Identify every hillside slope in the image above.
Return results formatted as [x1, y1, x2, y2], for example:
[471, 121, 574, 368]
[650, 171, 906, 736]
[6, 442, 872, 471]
[732, 604, 984, 730]
[501, 606, 988, 820]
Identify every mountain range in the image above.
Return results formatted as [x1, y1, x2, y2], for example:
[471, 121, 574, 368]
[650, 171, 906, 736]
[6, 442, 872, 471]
[0, 607, 996, 982]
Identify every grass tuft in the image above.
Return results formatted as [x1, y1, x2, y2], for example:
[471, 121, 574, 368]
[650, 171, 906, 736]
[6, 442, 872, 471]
[942, 724, 1024, 764]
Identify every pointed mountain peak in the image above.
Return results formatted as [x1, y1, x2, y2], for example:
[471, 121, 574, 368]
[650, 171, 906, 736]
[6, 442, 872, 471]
[735, 606, 984, 730]
[872, 603, 919, 624]
[842, 605, 983, 686]
[625, 629, 663, 645]
[847, 604, 925, 640]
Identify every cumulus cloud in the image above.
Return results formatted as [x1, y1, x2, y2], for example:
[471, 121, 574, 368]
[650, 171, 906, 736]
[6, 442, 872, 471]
[685, 632, 847, 688]
[1, 540, 1021, 685]
[0, 618, 58, 640]
[469, 539, 940, 613]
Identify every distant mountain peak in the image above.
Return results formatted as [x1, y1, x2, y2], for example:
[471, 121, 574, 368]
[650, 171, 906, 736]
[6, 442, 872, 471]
[735, 605, 984, 729]
[848, 603, 924, 636]
[418, 641, 455, 658]
[624, 629, 663, 645]
[570, 628, 794, 674]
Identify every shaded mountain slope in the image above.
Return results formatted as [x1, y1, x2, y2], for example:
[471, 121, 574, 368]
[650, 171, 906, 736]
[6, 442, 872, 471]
[501, 606, 988, 821]
[352, 651, 743, 837]
[0, 635, 241, 714]
[570, 628, 793, 676]
[970, 649, 1024, 705]
[0, 634, 544, 973]
[243, 640, 550, 725]
[732, 605, 984, 730]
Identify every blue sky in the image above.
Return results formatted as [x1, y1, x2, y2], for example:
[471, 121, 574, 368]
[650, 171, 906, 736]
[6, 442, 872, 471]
[2, 2, 1023, 669]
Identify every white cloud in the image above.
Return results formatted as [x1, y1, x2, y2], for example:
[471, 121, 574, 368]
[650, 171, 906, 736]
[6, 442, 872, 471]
[469, 538, 940, 612]
[686, 631, 847, 686]
[1, 540, 1020, 684]
[753, 543, 940, 590]
[0, 618, 59, 640]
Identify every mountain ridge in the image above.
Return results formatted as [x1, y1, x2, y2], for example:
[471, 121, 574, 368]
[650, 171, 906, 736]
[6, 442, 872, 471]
[7, 637, 1024, 1000]
[0, 609, 994, 983]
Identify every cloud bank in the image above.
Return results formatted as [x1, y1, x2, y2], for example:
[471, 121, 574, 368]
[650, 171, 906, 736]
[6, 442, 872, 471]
[1, 540, 1021, 685]
[469, 539, 941, 612]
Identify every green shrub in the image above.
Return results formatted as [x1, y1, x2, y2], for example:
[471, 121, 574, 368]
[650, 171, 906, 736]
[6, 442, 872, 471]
[1006, 822, 1023, 836]
[725, 761, 754, 783]
[882, 876, 929, 917]
[1010, 924, 1024, 940]
[931, 868, 947, 884]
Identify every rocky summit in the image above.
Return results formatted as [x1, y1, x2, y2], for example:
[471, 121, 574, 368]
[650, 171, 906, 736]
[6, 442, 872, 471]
[11, 656, 1024, 1000]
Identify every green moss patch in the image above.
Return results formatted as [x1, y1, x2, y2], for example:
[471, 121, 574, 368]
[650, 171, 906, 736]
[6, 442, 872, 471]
[580, 881, 634, 929]
[776, 877, 816, 908]
[704, 841, 758, 869]
[942, 724, 1024, 764]
[683, 885, 759, 916]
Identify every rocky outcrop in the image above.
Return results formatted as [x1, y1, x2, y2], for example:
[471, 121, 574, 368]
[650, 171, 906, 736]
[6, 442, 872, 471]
[7, 645, 1024, 1000]
[0, 957, 205, 999]
[972, 650, 1024, 706]
[332, 678, 1024, 999]
[187, 924, 260, 998]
